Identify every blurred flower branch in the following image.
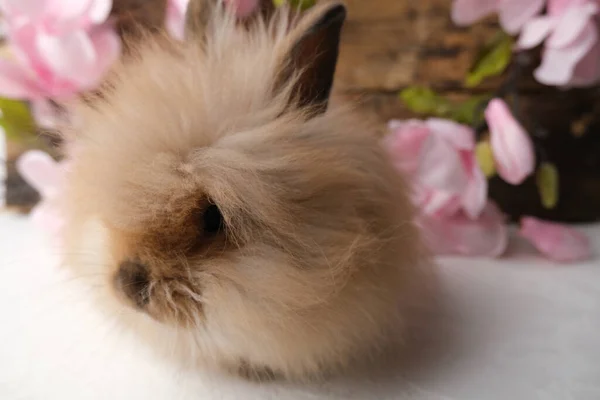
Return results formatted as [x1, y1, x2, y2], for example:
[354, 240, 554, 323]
[384, 0, 596, 261]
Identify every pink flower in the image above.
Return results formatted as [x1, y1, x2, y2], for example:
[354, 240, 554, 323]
[0, 0, 120, 124]
[418, 201, 508, 257]
[518, 0, 600, 87]
[452, 0, 546, 34]
[485, 98, 535, 185]
[166, 0, 189, 40]
[384, 118, 508, 257]
[519, 216, 592, 262]
[16, 150, 69, 240]
[385, 119, 487, 219]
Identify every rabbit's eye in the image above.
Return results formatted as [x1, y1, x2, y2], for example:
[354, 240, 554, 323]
[202, 203, 224, 235]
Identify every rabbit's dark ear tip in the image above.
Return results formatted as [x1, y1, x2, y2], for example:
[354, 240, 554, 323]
[305, 3, 346, 36]
[321, 4, 347, 25]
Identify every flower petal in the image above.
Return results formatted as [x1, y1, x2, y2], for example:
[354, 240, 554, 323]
[42, 0, 94, 33]
[426, 118, 476, 150]
[535, 22, 598, 86]
[461, 154, 488, 219]
[517, 16, 556, 49]
[0, 0, 47, 21]
[45, 0, 93, 22]
[451, 0, 497, 26]
[78, 25, 121, 88]
[417, 133, 470, 193]
[547, 2, 598, 48]
[499, 0, 545, 35]
[9, 23, 58, 85]
[420, 189, 462, 217]
[87, 0, 113, 24]
[384, 119, 431, 175]
[418, 201, 508, 257]
[547, 0, 588, 16]
[569, 38, 600, 86]
[15, 150, 63, 198]
[36, 29, 97, 83]
[165, 0, 188, 40]
[519, 216, 591, 262]
[485, 98, 535, 185]
[0, 58, 41, 98]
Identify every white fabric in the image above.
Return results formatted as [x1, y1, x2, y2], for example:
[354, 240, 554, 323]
[1, 211, 599, 399]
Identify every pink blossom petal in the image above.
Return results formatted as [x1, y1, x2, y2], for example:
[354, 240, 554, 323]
[0, 0, 47, 21]
[74, 26, 121, 89]
[87, 0, 113, 24]
[0, 58, 42, 98]
[426, 118, 476, 150]
[535, 22, 598, 86]
[9, 23, 57, 83]
[461, 155, 488, 219]
[547, 0, 589, 16]
[384, 119, 430, 175]
[420, 189, 461, 217]
[166, 0, 188, 40]
[89, 25, 121, 69]
[499, 0, 545, 35]
[569, 39, 600, 86]
[413, 185, 462, 218]
[519, 216, 591, 262]
[36, 30, 97, 83]
[485, 98, 535, 185]
[417, 133, 470, 193]
[418, 201, 508, 257]
[45, 0, 92, 22]
[517, 16, 556, 49]
[547, 2, 598, 48]
[16, 150, 63, 198]
[451, 0, 497, 26]
[41, 0, 94, 33]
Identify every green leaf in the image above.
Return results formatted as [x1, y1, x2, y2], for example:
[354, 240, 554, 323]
[399, 86, 453, 117]
[536, 162, 559, 209]
[475, 140, 496, 178]
[273, 0, 316, 9]
[450, 95, 491, 125]
[399, 86, 490, 125]
[0, 98, 36, 142]
[465, 32, 513, 88]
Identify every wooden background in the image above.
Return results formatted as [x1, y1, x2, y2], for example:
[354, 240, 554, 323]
[335, 0, 496, 127]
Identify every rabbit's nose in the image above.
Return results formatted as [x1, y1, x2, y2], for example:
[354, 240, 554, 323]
[114, 260, 150, 308]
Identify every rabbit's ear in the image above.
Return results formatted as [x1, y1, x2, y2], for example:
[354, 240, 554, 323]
[276, 1, 346, 116]
[184, 0, 275, 40]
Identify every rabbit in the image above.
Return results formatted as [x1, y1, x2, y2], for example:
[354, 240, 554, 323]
[59, 0, 434, 382]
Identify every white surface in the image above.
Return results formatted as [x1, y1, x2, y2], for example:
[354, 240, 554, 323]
[0, 129, 5, 207]
[1, 211, 599, 400]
